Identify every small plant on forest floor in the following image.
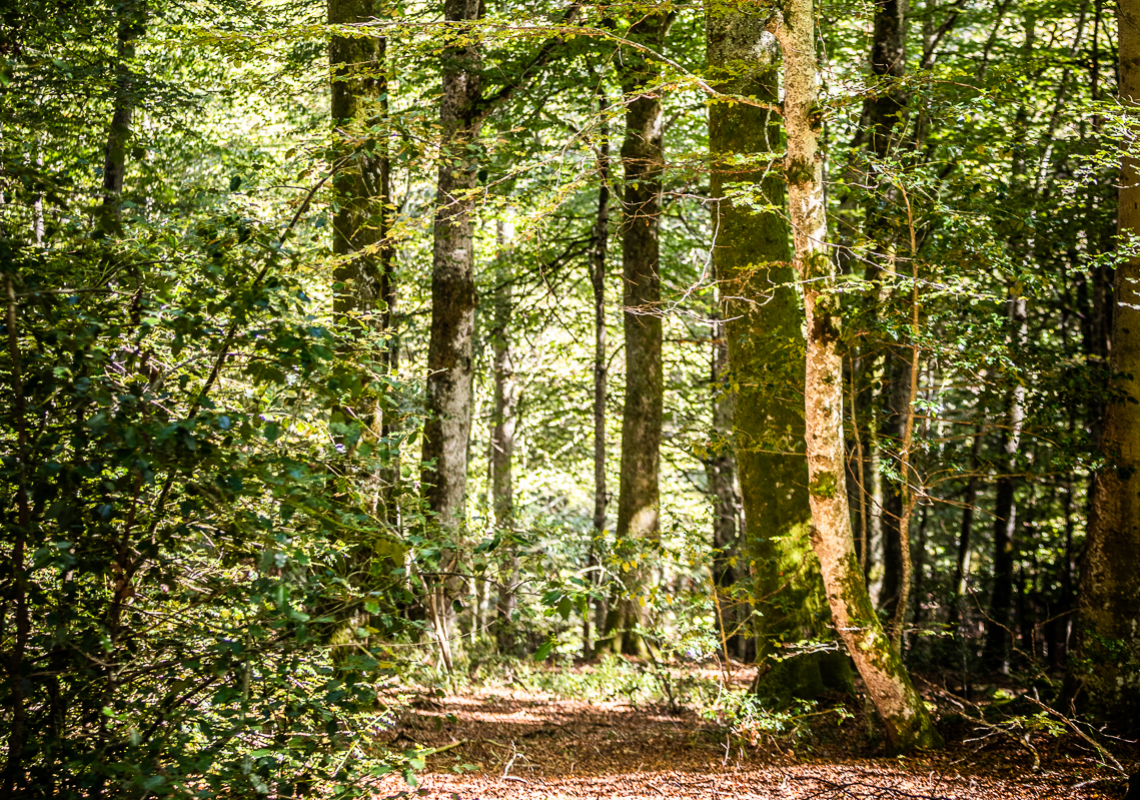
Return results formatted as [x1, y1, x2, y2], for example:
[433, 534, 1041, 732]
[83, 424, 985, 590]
[700, 688, 835, 750]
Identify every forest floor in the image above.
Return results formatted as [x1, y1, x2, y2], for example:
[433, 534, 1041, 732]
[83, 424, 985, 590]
[370, 665, 1134, 800]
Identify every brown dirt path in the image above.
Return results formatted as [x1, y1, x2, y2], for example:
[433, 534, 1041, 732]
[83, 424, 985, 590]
[370, 687, 1130, 800]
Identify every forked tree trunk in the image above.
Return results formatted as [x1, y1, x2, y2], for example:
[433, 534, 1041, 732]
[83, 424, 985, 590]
[600, 11, 670, 657]
[1071, 0, 1140, 718]
[775, 0, 941, 753]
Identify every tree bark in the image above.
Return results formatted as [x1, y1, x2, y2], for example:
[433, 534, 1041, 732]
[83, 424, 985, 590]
[1070, 0, 1140, 717]
[708, 314, 746, 659]
[599, 11, 670, 657]
[99, 0, 147, 233]
[329, 0, 387, 318]
[421, 0, 482, 537]
[707, 3, 848, 699]
[948, 429, 982, 626]
[863, 0, 910, 620]
[491, 220, 520, 656]
[586, 96, 611, 657]
[775, 0, 941, 752]
[983, 297, 1027, 673]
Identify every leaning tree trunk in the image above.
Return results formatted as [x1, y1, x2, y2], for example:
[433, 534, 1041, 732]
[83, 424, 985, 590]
[775, 0, 941, 753]
[599, 12, 669, 658]
[706, 3, 850, 700]
[1071, 0, 1140, 718]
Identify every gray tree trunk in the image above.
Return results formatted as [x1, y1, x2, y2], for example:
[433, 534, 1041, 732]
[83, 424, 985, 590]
[100, 0, 147, 233]
[419, 0, 483, 672]
[983, 298, 1027, 672]
[586, 97, 611, 657]
[708, 314, 746, 660]
[421, 0, 482, 535]
[491, 220, 520, 655]
[599, 12, 670, 658]
[948, 429, 983, 626]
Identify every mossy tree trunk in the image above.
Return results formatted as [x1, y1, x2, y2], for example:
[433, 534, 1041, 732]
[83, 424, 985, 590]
[706, 3, 848, 700]
[775, 0, 942, 753]
[598, 11, 670, 658]
[1070, 0, 1140, 718]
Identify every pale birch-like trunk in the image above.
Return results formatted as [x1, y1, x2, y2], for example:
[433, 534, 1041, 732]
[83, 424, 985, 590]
[1070, 0, 1140, 717]
[775, 0, 941, 752]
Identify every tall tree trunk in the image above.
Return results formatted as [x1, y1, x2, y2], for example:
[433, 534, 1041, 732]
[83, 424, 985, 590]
[708, 313, 745, 659]
[706, 3, 848, 699]
[599, 12, 670, 657]
[1070, 0, 1140, 718]
[586, 97, 611, 657]
[421, 0, 481, 534]
[329, 0, 387, 319]
[863, 0, 910, 619]
[491, 220, 520, 656]
[983, 297, 1027, 673]
[776, 0, 941, 753]
[419, 0, 483, 672]
[1, 278, 31, 796]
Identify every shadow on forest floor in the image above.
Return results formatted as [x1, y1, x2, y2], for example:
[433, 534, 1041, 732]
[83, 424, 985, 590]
[369, 677, 1133, 800]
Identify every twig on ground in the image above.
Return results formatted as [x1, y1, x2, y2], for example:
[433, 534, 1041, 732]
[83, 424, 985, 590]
[1025, 689, 1126, 775]
[792, 774, 953, 799]
[419, 740, 467, 758]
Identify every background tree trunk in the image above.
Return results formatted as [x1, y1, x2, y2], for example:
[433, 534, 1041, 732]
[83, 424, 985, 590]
[99, 0, 146, 233]
[587, 96, 611, 657]
[599, 11, 670, 657]
[708, 314, 746, 660]
[1070, 0, 1140, 718]
[491, 220, 520, 656]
